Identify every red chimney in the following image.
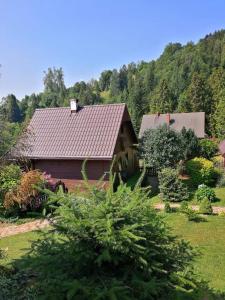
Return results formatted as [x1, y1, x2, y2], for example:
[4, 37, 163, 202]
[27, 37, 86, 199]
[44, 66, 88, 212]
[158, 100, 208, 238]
[166, 113, 170, 125]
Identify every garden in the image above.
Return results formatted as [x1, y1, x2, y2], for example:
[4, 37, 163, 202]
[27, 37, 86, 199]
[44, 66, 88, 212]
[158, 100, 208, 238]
[0, 125, 225, 299]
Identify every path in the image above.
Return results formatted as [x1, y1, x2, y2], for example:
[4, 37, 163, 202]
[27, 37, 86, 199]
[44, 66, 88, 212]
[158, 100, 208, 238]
[154, 203, 225, 214]
[0, 219, 50, 238]
[1, 203, 225, 238]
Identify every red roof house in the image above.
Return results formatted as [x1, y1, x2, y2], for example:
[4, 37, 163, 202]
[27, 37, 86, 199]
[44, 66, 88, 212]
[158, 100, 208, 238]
[139, 112, 206, 138]
[21, 102, 138, 188]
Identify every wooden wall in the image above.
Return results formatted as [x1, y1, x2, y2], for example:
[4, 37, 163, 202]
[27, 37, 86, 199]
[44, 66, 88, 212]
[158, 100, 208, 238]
[33, 159, 111, 181]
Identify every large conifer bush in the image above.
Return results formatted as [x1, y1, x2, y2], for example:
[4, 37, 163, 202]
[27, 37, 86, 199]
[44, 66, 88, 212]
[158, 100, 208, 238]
[158, 168, 189, 202]
[16, 168, 195, 299]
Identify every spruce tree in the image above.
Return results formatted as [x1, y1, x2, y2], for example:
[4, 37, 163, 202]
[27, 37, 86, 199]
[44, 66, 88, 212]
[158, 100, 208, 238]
[186, 72, 211, 114]
[128, 74, 147, 132]
[5, 94, 22, 123]
[151, 79, 174, 113]
[13, 173, 195, 299]
[214, 96, 225, 140]
[208, 68, 225, 136]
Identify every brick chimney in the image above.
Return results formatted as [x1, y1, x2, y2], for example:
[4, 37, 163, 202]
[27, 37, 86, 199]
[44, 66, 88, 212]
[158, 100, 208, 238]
[166, 113, 170, 125]
[70, 99, 79, 112]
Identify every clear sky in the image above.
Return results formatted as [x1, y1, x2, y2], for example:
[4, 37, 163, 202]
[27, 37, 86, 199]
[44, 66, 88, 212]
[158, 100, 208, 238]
[1, 0, 225, 100]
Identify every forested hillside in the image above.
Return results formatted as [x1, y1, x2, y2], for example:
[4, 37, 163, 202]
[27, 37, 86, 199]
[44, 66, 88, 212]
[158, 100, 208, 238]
[1, 29, 225, 143]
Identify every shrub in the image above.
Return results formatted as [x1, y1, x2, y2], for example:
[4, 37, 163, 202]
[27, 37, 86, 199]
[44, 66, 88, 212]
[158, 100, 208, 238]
[158, 168, 189, 202]
[195, 184, 216, 202]
[180, 201, 189, 213]
[180, 127, 200, 160]
[186, 157, 219, 186]
[4, 170, 45, 213]
[199, 198, 213, 215]
[185, 208, 200, 221]
[15, 172, 196, 299]
[199, 139, 218, 159]
[217, 171, 225, 187]
[139, 124, 185, 170]
[0, 164, 21, 203]
[164, 202, 172, 213]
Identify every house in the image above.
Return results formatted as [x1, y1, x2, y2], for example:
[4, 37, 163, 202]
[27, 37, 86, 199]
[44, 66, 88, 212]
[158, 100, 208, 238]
[20, 101, 138, 189]
[139, 112, 206, 138]
[219, 140, 225, 167]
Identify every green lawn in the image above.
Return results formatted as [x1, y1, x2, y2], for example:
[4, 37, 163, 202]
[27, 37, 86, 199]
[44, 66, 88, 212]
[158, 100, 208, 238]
[164, 213, 225, 292]
[150, 187, 225, 207]
[1, 214, 225, 293]
[0, 230, 44, 265]
[190, 187, 225, 206]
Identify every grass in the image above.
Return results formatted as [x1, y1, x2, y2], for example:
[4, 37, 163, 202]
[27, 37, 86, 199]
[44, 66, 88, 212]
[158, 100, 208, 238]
[213, 187, 225, 206]
[190, 187, 225, 206]
[164, 213, 225, 292]
[149, 187, 225, 207]
[1, 216, 225, 293]
[0, 230, 44, 265]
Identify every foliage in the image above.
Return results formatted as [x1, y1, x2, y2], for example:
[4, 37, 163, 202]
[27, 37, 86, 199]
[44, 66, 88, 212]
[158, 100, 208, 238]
[4, 170, 45, 213]
[214, 95, 225, 140]
[186, 73, 211, 115]
[42, 67, 66, 106]
[195, 184, 216, 202]
[139, 125, 185, 169]
[0, 121, 22, 158]
[164, 202, 172, 213]
[14, 172, 196, 299]
[180, 127, 200, 160]
[0, 164, 22, 202]
[199, 139, 218, 159]
[158, 168, 189, 202]
[1, 30, 225, 154]
[199, 198, 213, 215]
[150, 79, 173, 113]
[185, 208, 201, 222]
[186, 157, 219, 187]
[2, 94, 22, 123]
[217, 172, 225, 187]
[180, 201, 189, 213]
[0, 269, 37, 300]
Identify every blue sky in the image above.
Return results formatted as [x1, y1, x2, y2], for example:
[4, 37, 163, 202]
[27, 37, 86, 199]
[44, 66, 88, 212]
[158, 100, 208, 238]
[0, 0, 225, 100]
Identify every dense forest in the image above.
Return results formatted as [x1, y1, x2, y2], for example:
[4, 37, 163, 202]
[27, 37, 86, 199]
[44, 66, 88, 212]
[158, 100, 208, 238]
[0, 29, 225, 154]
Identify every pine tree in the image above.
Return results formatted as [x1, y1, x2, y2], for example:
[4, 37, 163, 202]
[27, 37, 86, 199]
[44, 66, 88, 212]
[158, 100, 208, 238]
[128, 74, 147, 132]
[208, 68, 225, 135]
[150, 79, 174, 113]
[186, 73, 211, 114]
[214, 96, 225, 140]
[5, 94, 22, 123]
[109, 69, 121, 97]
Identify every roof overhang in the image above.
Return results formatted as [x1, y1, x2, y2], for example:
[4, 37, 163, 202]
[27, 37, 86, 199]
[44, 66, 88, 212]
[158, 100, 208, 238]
[27, 156, 113, 161]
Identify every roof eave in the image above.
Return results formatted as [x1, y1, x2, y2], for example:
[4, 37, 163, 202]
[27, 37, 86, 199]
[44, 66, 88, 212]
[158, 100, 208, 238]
[26, 156, 113, 161]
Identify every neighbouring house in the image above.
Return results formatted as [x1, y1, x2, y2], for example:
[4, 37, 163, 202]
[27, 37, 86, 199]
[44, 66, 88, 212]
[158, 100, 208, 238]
[219, 139, 225, 167]
[139, 112, 206, 138]
[19, 101, 138, 189]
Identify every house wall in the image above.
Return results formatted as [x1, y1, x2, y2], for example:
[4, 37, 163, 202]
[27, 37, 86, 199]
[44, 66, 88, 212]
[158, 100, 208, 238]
[31, 107, 138, 187]
[33, 159, 111, 183]
[113, 118, 138, 177]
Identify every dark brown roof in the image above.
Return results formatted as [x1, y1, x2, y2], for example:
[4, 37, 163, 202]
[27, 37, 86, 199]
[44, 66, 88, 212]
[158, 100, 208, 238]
[139, 112, 205, 138]
[219, 140, 225, 156]
[23, 103, 132, 160]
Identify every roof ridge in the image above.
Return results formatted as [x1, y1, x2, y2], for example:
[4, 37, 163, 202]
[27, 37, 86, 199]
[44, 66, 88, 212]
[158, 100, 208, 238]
[35, 103, 126, 111]
[144, 111, 205, 117]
